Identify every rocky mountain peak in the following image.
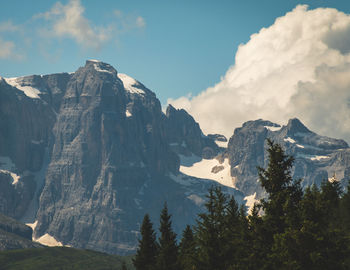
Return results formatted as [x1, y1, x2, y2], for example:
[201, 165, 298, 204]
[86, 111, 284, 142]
[165, 105, 219, 158]
[285, 118, 311, 135]
[79, 60, 118, 79]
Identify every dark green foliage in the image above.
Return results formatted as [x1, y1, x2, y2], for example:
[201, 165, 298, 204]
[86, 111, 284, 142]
[195, 186, 228, 270]
[133, 214, 158, 270]
[0, 247, 134, 270]
[122, 261, 128, 270]
[156, 203, 179, 270]
[195, 186, 247, 270]
[256, 139, 303, 269]
[178, 225, 196, 270]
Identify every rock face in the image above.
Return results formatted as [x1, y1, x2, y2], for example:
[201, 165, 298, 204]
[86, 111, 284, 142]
[0, 60, 236, 255]
[0, 213, 41, 250]
[227, 118, 350, 197]
[164, 104, 219, 158]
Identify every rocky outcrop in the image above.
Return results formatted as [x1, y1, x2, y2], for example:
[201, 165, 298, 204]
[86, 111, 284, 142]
[0, 213, 41, 250]
[164, 104, 219, 158]
[227, 118, 350, 197]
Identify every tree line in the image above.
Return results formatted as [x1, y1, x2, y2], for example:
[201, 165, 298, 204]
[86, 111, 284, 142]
[133, 139, 350, 270]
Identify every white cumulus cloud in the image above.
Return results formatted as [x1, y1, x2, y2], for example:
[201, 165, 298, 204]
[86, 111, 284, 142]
[168, 5, 350, 143]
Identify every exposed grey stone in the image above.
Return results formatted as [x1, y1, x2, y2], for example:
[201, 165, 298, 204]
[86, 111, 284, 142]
[227, 118, 350, 197]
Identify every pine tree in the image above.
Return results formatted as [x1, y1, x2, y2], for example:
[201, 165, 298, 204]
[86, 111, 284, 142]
[156, 203, 179, 270]
[256, 139, 303, 269]
[195, 186, 229, 270]
[133, 214, 158, 270]
[223, 196, 243, 269]
[179, 225, 197, 270]
[340, 180, 350, 267]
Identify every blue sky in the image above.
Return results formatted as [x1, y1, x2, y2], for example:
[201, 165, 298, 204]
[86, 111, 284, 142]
[1, 0, 349, 105]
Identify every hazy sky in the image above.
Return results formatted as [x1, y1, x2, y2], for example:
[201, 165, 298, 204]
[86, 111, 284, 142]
[1, 0, 350, 141]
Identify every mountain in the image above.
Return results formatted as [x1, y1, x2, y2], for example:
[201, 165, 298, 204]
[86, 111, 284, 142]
[2, 60, 349, 255]
[0, 60, 242, 254]
[227, 118, 350, 199]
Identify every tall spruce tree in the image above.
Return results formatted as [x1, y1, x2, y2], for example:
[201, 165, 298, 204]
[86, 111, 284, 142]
[156, 203, 179, 270]
[133, 214, 158, 270]
[195, 186, 230, 270]
[179, 225, 197, 270]
[257, 139, 303, 269]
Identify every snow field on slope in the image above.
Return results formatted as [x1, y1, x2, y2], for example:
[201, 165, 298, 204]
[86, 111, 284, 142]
[4, 77, 41, 99]
[0, 156, 20, 185]
[179, 155, 235, 188]
[26, 220, 63, 247]
[118, 73, 145, 95]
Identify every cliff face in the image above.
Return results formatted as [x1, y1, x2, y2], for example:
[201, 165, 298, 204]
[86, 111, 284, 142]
[34, 61, 183, 254]
[164, 104, 219, 159]
[7, 61, 350, 255]
[0, 60, 231, 254]
[227, 118, 350, 197]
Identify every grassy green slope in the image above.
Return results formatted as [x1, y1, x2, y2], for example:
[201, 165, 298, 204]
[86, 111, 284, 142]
[0, 247, 135, 270]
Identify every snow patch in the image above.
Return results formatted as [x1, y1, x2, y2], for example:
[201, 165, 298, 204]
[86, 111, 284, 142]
[26, 220, 38, 233]
[264, 125, 282, 132]
[88, 59, 101, 63]
[93, 63, 113, 74]
[179, 158, 235, 188]
[297, 153, 330, 161]
[118, 73, 145, 95]
[0, 170, 20, 185]
[284, 137, 296, 144]
[216, 140, 228, 148]
[244, 193, 258, 215]
[35, 233, 63, 247]
[125, 110, 132, 117]
[310, 155, 330, 161]
[296, 144, 305, 148]
[0, 156, 20, 185]
[4, 77, 41, 99]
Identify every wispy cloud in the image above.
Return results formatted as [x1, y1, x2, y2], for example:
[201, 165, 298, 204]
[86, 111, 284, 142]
[36, 0, 112, 50]
[0, 21, 21, 33]
[136, 16, 146, 28]
[168, 5, 350, 142]
[0, 21, 24, 60]
[113, 9, 146, 31]
[0, 38, 15, 59]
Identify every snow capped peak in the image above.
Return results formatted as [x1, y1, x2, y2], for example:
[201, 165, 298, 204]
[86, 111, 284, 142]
[87, 59, 101, 63]
[85, 60, 116, 75]
[286, 118, 311, 134]
[118, 73, 145, 95]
